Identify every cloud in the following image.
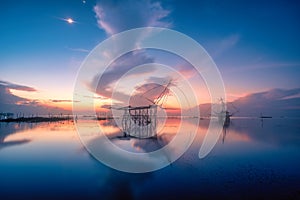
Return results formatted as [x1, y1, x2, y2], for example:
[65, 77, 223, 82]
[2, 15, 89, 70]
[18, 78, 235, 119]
[0, 80, 37, 92]
[91, 50, 156, 101]
[0, 84, 27, 105]
[16, 99, 40, 106]
[212, 34, 240, 57]
[129, 78, 173, 106]
[196, 88, 300, 118]
[66, 46, 90, 53]
[88, 0, 173, 106]
[232, 61, 300, 72]
[0, 81, 68, 114]
[232, 88, 300, 117]
[93, 0, 171, 35]
[237, 88, 300, 103]
[49, 99, 80, 103]
[83, 95, 107, 100]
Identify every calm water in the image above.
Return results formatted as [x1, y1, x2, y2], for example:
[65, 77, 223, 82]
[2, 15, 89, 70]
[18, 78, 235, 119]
[0, 118, 300, 199]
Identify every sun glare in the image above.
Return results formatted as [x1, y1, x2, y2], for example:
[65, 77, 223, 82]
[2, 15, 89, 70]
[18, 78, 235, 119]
[66, 18, 74, 24]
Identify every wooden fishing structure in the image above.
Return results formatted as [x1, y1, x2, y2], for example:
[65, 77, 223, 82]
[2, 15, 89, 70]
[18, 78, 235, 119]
[113, 81, 172, 138]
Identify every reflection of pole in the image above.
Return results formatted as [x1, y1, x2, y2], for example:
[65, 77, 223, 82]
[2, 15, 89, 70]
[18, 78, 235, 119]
[122, 109, 129, 136]
[146, 108, 149, 137]
[222, 127, 227, 144]
[153, 105, 157, 137]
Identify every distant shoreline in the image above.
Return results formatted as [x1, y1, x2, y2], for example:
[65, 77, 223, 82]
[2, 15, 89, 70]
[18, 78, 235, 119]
[0, 116, 72, 123]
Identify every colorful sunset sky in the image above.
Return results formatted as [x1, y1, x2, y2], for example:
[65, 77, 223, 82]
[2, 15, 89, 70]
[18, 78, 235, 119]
[1, 0, 300, 116]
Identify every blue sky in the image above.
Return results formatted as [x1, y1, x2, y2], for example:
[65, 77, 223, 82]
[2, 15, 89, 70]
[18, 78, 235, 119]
[170, 0, 300, 93]
[0, 0, 300, 113]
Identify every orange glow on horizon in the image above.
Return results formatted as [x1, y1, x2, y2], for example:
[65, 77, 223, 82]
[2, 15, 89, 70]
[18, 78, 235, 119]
[4, 121, 77, 143]
[8, 83, 256, 114]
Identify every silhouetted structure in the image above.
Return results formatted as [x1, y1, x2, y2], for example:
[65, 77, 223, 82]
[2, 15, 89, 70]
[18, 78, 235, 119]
[0, 112, 14, 120]
[217, 98, 238, 127]
[113, 80, 172, 138]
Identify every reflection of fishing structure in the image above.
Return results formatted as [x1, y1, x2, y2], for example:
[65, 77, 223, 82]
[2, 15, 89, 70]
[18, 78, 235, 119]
[215, 98, 239, 143]
[222, 125, 228, 144]
[114, 81, 172, 138]
[121, 105, 158, 138]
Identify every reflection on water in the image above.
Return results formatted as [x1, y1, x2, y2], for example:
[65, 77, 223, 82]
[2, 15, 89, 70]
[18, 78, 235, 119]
[0, 118, 300, 199]
[0, 123, 36, 150]
[99, 118, 179, 153]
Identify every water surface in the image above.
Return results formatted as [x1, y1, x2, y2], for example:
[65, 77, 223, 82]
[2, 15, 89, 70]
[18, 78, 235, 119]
[0, 118, 299, 199]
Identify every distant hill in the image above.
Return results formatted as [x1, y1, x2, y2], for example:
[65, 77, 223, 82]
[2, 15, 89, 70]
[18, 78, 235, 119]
[232, 88, 300, 118]
[197, 88, 300, 118]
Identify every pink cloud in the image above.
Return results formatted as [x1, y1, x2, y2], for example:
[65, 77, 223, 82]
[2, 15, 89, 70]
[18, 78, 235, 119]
[0, 80, 37, 92]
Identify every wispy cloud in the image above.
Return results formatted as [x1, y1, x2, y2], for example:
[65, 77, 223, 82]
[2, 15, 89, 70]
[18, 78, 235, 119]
[82, 95, 107, 100]
[66, 46, 90, 53]
[0, 84, 27, 105]
[88, 0, 173, 105]
[212, 34, 240, 57]
[0, 81, 68, 114]
[16, 99, 41, 106]
[224, 60, 300, 74]
[92, 51, 155, 100]
[233, 88, 300, 117]
[0, 80, 37, 92]
[49, 99, 80, 103]
[129, 77, 174, 106]
[244, 61, 300, 71]
[94, 0, 171, 35]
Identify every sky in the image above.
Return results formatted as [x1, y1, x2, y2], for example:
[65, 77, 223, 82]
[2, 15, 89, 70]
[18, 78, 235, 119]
[1, 0, 300, 115]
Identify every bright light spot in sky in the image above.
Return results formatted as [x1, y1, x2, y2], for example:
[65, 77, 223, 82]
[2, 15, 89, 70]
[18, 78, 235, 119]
[66, 18, 74, 24]
[56, 17, 76, 24]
